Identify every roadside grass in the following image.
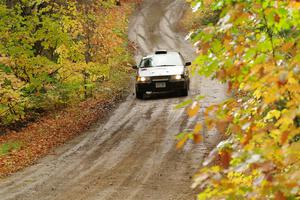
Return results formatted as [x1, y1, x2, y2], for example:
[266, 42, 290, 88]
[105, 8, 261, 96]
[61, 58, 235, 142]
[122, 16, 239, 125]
[0, 141, 22, 156]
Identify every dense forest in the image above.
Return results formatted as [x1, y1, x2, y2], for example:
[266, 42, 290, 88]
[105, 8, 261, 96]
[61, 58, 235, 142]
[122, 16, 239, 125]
[0, 0, 135, 129]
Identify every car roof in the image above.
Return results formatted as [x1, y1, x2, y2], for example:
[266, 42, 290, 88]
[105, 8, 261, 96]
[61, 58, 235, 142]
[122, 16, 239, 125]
[142, 51, 181, 60]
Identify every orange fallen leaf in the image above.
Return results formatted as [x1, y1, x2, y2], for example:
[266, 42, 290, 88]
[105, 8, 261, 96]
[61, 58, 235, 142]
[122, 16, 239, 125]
[216, 121, 228, 134]
[241, 132, 252, 146]
[275, 191, 286, 200]
[219, 150, 231, 169]
[280, 131, 289, 145]
[193, 134, 202, 144]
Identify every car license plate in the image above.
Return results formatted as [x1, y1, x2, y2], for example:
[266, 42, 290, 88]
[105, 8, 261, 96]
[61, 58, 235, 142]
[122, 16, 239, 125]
[156, 82, 166, 88]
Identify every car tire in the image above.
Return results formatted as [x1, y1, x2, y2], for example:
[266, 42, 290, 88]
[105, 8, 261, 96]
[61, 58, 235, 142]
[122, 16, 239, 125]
[136, 91, 144, 99]
[181, 88, 188, 97]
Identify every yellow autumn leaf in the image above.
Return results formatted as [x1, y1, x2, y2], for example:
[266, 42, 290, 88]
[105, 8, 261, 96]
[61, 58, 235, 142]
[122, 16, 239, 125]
[289, 1, 300, 9]
[263, 89, 277, 104]
[193, 123, 202, 134]
[265, 110, 281, 121]
[276, 117, 294, 131]
[187, 103, 200, 117]
[176, 134, 189, 149]
[253, 88, 262, 99]
[270, 129, 281, 140]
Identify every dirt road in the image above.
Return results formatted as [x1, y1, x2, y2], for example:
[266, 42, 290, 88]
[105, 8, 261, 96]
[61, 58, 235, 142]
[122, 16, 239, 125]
[0, 0, 227, 199]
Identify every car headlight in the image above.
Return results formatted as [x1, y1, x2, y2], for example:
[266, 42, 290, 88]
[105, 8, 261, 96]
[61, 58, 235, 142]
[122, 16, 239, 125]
[137, 76, 151, 82]
[171, 74, 183, 80]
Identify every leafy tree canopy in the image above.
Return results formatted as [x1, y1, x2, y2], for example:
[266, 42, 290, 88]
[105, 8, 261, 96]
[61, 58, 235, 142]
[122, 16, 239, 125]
[182, 0, 300, 199]
[0, 0, 134, 126]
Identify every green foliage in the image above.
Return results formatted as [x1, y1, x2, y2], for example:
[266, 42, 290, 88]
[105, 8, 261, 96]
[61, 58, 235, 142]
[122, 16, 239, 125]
[0, 0, 135, 126]
[0, 141, 22, 156]
[183, 0, 300, 199]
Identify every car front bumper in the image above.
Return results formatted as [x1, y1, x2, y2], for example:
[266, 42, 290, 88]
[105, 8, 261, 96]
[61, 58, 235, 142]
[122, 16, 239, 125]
[136, 79, 189, 93]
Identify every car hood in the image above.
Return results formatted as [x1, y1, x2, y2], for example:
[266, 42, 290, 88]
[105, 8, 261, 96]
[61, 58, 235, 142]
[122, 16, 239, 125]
[138, 66, 184, 77]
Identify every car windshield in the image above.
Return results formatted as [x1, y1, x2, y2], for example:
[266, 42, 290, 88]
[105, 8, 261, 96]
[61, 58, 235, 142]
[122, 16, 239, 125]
[139, 53, 183, 68]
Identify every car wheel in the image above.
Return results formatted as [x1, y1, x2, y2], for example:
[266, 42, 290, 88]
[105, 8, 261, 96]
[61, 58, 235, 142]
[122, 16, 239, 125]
[136, 91, 144, 99]
[181, 88, 188, 97]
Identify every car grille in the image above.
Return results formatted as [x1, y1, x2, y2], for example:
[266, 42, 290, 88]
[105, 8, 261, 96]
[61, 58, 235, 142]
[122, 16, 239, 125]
[151, 76, 170, 82]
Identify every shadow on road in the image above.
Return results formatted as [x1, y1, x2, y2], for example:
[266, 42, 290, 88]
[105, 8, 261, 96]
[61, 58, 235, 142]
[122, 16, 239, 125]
[140, 92, 187, 100]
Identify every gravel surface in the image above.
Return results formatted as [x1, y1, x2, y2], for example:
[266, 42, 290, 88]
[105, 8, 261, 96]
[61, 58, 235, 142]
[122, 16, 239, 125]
[0, 0, 227, 199]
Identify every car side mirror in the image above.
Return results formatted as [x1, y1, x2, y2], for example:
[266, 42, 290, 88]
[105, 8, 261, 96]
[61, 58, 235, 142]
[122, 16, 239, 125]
[132, 65, 138, 70]
[185, 62, 191, 66]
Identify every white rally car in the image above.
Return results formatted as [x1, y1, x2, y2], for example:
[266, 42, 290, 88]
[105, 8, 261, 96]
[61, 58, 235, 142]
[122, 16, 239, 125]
[133, 50, 191, 99]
